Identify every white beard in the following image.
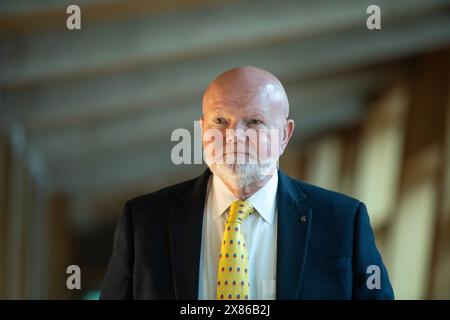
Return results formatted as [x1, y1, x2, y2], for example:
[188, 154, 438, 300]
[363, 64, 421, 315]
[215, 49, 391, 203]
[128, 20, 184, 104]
[206, 158, 279, 190]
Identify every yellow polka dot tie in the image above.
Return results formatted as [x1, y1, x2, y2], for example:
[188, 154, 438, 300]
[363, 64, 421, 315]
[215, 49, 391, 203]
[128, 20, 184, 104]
[217, 200, 255, 300]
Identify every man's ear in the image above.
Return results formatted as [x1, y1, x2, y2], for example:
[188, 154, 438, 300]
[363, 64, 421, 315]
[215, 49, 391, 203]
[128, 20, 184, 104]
[285, 119, 295, 142]
[281, 119, 295, 153]
[199, 117, 204, 131]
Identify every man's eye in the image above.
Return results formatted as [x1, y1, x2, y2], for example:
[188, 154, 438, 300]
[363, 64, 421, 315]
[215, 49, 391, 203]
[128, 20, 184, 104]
[214, 118, 226, 125]
[247, 119, 263, 125]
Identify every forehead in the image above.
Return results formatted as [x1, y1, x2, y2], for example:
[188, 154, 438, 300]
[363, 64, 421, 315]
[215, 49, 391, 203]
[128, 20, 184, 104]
[204, 91, 275, 118]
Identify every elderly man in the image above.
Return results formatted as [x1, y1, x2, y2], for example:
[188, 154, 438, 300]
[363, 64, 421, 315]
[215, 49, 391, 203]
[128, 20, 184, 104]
[100, 66, 394, 300]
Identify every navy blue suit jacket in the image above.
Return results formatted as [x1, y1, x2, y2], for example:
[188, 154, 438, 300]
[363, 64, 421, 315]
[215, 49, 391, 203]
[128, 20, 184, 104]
[100, 168, 394, 299]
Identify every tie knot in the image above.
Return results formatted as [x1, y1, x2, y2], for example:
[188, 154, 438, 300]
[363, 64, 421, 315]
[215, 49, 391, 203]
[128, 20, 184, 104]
[227, 200, 255, 224]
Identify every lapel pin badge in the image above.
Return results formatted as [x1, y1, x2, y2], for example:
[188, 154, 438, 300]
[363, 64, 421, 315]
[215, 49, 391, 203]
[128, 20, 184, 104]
[300, 216, 307, 223]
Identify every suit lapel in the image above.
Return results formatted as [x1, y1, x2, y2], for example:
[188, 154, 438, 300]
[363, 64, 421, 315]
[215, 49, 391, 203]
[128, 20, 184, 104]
[168, 168, 211, 299]
[276, 170, 312, 299]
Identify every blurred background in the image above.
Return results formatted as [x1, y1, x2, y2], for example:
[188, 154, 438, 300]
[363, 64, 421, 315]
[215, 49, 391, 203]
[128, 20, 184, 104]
[1, 0, 450, 300]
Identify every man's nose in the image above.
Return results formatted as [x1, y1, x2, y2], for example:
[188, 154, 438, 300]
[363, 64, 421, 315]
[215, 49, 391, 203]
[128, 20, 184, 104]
[225, 125, 248, 143]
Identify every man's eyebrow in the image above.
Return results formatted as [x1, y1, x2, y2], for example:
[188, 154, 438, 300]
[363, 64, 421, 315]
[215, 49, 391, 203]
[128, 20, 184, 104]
[246, 110, 269, 119]
[207, 107, 226, 115]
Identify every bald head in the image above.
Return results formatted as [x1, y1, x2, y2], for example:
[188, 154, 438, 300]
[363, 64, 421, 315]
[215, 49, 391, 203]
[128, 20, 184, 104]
[202, 66, 289, 119]
[200, 66, 295, 173]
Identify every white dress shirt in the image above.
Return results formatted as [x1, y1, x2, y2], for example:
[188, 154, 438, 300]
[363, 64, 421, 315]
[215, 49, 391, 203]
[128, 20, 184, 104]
[198, 171, 278, 300]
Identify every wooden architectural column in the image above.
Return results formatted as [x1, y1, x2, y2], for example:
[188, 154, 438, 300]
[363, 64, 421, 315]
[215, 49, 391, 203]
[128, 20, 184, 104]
[48, 193, 78, 299]
[25, 149, 49, 299]
[353, 82, 409, 230]
[2, 125, 50, 299]
[391, 48, 450, 299]
[423, 49, 450, 299]
[4, 125, 28, 299]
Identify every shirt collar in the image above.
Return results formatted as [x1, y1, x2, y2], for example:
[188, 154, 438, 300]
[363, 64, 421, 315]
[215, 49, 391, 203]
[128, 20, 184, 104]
[211, 171, 278, 224]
